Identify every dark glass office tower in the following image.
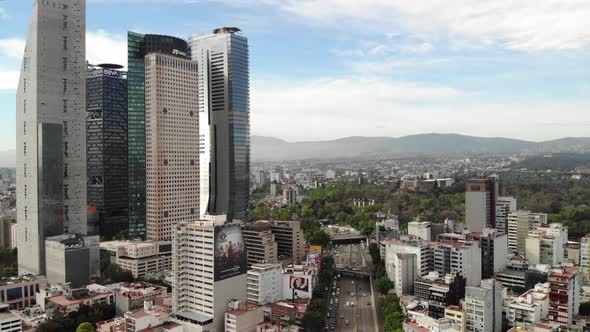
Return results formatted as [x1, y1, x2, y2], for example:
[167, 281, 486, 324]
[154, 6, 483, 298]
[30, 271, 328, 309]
[127, 32, 191, 239]
[190, 27, 250, 221]
[86, 64, 128, 240]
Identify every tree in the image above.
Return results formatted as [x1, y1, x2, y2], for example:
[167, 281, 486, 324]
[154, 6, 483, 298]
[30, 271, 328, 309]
[76, 322, 95, 332]
[306, 229, 330, 247]
[301, 310, 323, 332]
[580, 302, 590, 316]
[374, 276, 394, 295]
[103, 264, 134, 282]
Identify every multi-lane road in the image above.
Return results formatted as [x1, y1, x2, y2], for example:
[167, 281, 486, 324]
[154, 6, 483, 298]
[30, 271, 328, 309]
[324, 243, 377, 332]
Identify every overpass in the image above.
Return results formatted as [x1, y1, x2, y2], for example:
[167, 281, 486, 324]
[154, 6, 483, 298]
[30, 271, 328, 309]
[330, 233, 367, 244]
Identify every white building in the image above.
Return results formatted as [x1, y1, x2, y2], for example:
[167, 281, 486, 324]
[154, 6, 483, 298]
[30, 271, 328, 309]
[496, 197, 517, 235]
[465, 280, 503, 332]
[225, 301, 264, 332]
[16, 0, 88, 276]
[505, 283, 549, 327]
[384, 237, 432, 279]
[0, 304, 21, 332]
[247, 263, 282, 305]
[508, 211, 548, 255]
[408, 221, 432, 241]
[99, 240, 172, 279]
[525, 224, 567, 266]
[581, 235, 590, 280]
[433, 242, 481, 287]
[173, 214, 247, 332]
[393, 253, 417, 296]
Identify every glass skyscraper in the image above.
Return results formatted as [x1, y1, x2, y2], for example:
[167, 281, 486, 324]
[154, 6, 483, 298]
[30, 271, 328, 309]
[190, 27, 251, 221]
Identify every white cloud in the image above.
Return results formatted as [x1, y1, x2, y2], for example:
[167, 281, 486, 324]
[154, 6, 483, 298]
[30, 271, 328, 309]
[251, 75, 590, 141]
[0, 71, 19, 90]
[0, 8, 8, 20]
[0, 39, 25, 59]
[277, 0, 590, 51]
[86, 30, 127, 67]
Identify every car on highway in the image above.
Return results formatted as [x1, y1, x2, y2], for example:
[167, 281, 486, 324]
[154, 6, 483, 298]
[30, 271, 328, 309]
[341, 314, 344, 319]
[350, 302, 355, 307]
[345, 320, 350, 325]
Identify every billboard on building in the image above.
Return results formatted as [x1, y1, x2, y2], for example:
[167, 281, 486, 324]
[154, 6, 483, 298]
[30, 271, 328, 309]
[308, 245, 322, 254]
[289, 276, 310, 292]
[214, 224, 247, 281]
[307, 253, 321, 264]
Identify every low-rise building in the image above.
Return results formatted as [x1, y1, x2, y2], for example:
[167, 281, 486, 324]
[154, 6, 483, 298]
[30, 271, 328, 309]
[113, 282, 168, 315]
[247, 263, 282, 305]
[0, 304, 21, 332]
[100, 240, 172, 279]
[0, 275, 48, 310]
[44, 286, 114, 315]
[225, 301, 264, 332]
[505, 283, 550, 327]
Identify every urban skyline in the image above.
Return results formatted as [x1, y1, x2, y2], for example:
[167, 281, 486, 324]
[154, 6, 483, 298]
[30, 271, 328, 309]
[1, 1, 590, 152]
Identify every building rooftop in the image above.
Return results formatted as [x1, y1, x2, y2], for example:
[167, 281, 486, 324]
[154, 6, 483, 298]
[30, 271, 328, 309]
[0, 274, 45, 286]
[227, 302, 259, 316]
[48, 291, 113, 307]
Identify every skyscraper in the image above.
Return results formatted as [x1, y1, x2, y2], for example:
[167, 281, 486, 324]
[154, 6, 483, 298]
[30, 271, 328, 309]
[127, 33, 191, 239]
[189, 27, 250, 221]
[16, 0, 87, 275]
[144, 52, 199, 241]
[465, 175, 498, 232]
[86, 64, 128, 239]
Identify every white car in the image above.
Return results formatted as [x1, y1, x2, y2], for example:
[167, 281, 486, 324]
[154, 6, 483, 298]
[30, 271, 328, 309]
[346, 302, 350, 307]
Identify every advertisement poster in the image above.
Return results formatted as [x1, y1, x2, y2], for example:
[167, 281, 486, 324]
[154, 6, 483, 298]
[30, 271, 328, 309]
[290, 276, 310, 292]
[308, 245, 322, 254]
[214, 224, 247, 281]
[307, 253, 321, 264]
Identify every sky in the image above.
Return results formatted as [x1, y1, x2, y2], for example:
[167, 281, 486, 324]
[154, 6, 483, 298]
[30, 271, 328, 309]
[1, 0, 590, 151]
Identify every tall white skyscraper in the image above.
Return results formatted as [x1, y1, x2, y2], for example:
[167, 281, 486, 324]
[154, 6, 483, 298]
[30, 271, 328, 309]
[16, 0, 87, 275]
[173, 214, 247, 332]
[189, 27, 250, 221]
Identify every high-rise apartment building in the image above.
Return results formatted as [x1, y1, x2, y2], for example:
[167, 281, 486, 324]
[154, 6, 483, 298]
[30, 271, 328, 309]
[268, 220, 305, 264]
[144, 52, 199, 241]
[465, 279, 503, 332]
[189, 27, 250, 221]
[433, 241, 481, 286]
[127, 33, 191, 239]
[469, 229, 508, 279]
[581, 235, 590, 280]
[16, 0, 87, 275]
[86, 64, 128, 239]
[507, 211, 548, 255]
[173, 215, 247, 332]
[242, 223, 278, 267]
[384, 236, 433, 278]
[496, 196, 516, 235]
[392, 253, 417, 296]
[525, 224, 567, 266]
[246, 263, 282, 305]
[428, 273, 466, 319]
[465, 176, 498, 232]
[548, 267, 580, 327]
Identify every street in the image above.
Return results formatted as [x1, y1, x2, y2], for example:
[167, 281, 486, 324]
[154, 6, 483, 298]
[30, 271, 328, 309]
[324, 243, 376, 332]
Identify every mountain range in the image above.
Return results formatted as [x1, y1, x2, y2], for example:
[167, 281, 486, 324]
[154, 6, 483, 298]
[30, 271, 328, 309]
[252, 134, 590, 161]
[1, 134, 589, 167]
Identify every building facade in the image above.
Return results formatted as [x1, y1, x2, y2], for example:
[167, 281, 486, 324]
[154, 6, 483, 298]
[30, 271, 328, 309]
[86, 64, 128, 239]
[144, 52, 199, 241]
[242, 224, 278, 267]
[465, 280, 502, 332]
[44, 234, 99, 288]
[127, 33, 191, 239]
[189, 27, 250, 221]
[465, 176, 498, 232]
[246, 263, 282, 305]
[496, 196, 516, 235]
[547, 267, 580, 327]
[507, 211, 548, 255]
[17, 0, 87, 276]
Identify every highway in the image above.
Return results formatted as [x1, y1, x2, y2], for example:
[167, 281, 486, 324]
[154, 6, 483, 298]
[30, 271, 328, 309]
[325, 243, 376, 332]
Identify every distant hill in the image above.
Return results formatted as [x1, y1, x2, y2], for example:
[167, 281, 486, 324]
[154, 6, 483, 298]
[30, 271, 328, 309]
[252, 134, 590, 161]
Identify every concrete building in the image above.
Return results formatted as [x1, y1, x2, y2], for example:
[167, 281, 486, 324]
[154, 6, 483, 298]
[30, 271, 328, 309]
[242, 223, 278, 267]
[581, 235, 590, 280]
[127, 32, 191, 240]
[465, 279, 502, 332]
[189, 28, 250, 221]
[144, 52, 199, 241]
[508, 211, 548, 255]
[16, 0, 88, 276]
[225, 301, 264, 332]
[268, 221, 305, 264]
[173, 214, 247, 332]
[113, 282, 168, 315]
[384, 236, 432, 279]
[428, 274, 466, 319]
[0, 275, 48, 310]
[525, 224, 567, 266]
[465, 176, 498, 232]
[496, 197, 516, 235]
[564, 241, 580, 265]
[45, 286, 114, 315]
[547, 267, 580, 327]
[375, 216, 400, 258]
[433, 242, 481, 287]
[445, 305, 465, 332]
[100, 240, 172, 279]
[0, 219, 13, 249]
[393, 253, 417, 296]
[0, 304, 22, 332]
[246, 263, 282, 305]
[470, 229, 508, 278]
[505, 283, 549, 327]
[86, 64, 128, 239]
[408, 221, 432, 241]
[44, 234, 99, 288]
[281, 264, 315, 300]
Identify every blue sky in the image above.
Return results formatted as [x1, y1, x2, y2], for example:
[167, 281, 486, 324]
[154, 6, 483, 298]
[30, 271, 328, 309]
[1, 0, 590, 151]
